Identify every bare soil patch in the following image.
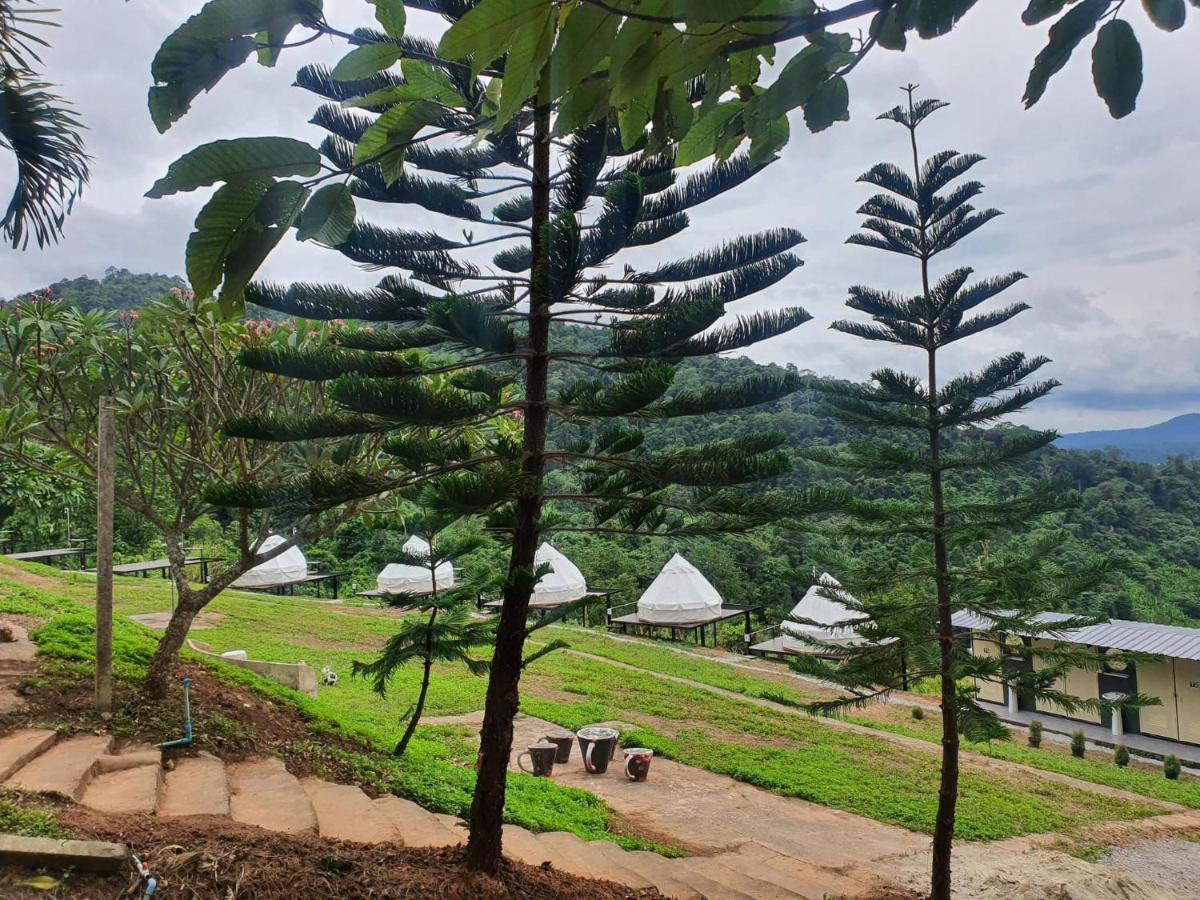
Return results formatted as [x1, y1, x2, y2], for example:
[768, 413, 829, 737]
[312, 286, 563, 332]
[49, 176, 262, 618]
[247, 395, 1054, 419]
[0, 803, 661, 900]
[0, 563, 61, 590]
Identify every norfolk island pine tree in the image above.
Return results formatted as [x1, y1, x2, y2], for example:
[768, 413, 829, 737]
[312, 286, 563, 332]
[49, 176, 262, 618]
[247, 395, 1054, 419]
[351, 500, 497, 757]
[144, 2, 825, 872]
[785, 89, 1155, 900]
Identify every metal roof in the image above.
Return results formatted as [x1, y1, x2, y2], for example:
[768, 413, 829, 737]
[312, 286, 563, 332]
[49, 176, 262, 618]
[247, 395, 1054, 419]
[952, 610, 1200, 662]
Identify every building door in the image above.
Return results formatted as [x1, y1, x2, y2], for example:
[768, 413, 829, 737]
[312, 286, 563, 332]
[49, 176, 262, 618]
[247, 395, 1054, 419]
[1098, 651, 1140, 735]
[1002, 636, 1036, 712]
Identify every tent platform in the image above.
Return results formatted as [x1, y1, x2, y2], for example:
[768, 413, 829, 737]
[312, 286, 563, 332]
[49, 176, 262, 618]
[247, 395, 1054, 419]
[747, 634, 863, 659]
[479, 589, 616, 626]
[607, 605, 762, 647]
[239, 571, 345, 599]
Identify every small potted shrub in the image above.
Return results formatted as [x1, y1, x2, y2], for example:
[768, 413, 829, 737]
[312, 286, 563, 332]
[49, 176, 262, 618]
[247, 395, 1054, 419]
[911, 706, 924, 721]
[1071, 730, 1086, 758]
[1114, 745, 1130, 768]
[1028, 719, 1043, 749]
[1164, 755, 1181, 781]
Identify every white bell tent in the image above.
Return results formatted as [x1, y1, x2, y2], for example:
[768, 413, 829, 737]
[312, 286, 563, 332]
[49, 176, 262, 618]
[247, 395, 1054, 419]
[377, 535, 455, 595]
[231, 534, 308, 588]
[636, 553, 724, 624]
[783, 573, 865, 642]
[531, 543, 588, 607]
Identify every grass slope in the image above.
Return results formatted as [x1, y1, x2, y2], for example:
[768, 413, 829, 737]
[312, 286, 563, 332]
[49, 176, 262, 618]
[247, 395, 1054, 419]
[0, 564, 1181, 843]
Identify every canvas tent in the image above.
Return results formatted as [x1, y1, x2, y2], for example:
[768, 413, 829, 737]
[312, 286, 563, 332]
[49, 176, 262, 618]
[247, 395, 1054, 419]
[232, 534, 307, 588]
[377, 535, 455, 595]
[531, 543, 588, 606]
[783, 573, 865, 642]
[636, 553, 724, 624]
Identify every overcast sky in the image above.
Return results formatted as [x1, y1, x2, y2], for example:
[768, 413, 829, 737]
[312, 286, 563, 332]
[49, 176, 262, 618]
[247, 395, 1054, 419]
[2, 2, 1197, 432]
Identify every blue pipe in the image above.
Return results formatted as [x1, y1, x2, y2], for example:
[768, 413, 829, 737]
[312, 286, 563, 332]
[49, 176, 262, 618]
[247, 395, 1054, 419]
[155, 677, 193, 749]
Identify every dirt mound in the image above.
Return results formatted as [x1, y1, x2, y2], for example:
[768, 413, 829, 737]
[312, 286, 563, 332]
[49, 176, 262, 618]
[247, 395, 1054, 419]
[971, 855, 1179, 900]
[0, 805, 662, 899]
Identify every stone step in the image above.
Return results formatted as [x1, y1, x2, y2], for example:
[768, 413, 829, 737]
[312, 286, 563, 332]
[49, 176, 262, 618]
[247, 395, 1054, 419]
[301, 778, 400, 844]
[535, 831, 640, 885]
[227, 757, 317, 835]
[434, 812, 468, 845]
[371, 796, 461, 848]
[94, 748, 161, 774]
[158, 752, 230, 818]
[80, 763, 163, 815]
[580, 840, 655, 890]
[591, 842, 697, 898]
[682, 855, 795, 899]
[731, 841, 873, 899]
[662, 856, 745, 900]
[0, 729, 57, 781]
[6, 734, 113, 800]
[501, 824, 554, 866]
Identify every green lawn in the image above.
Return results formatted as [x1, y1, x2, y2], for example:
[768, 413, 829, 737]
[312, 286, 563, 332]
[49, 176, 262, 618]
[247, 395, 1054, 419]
[0, 564, 1181, 843]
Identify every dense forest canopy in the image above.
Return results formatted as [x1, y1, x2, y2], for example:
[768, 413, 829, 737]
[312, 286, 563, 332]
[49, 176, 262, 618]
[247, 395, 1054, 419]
[5, 276, 1199, 628]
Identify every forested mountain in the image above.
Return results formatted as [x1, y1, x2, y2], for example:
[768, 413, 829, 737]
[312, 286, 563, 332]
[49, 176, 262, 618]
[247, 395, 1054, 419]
[1058, 414, 1200, 463]
[4, 267, 185, 309]
[10, 276, 1200, 627]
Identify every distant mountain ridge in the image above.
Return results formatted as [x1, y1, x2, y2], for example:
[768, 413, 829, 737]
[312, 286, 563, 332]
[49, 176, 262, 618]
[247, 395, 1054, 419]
[1057, 414, 1200, 463]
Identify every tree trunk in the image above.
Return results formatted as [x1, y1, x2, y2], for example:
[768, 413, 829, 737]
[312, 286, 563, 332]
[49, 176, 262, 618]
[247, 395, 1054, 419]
[395, 609, 437, 757]
[143, 590, 203, 700]
[465, 69, 553, 875]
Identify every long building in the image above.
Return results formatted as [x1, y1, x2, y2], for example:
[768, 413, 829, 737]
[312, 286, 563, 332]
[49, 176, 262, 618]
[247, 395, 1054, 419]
[953, 610, 1200, 746]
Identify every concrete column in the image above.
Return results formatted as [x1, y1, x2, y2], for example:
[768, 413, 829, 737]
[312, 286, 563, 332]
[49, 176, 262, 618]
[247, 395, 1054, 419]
[1006, 684, 1018, 715]
[1111, 713, 1123, 738]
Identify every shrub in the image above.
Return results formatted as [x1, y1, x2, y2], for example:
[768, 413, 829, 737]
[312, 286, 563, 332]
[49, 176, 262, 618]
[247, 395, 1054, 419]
[1164, 755, 1181, 781]
[1071, 730, 1086, 758]
[1114, 745, 1130, 768]
[1028, 720, 1042, 748]
[911, 705, 925, 721]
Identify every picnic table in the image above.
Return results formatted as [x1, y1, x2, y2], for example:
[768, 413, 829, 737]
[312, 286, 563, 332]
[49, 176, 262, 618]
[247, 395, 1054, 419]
[4, 547, 90, 568]
[91, 556, 225, 583]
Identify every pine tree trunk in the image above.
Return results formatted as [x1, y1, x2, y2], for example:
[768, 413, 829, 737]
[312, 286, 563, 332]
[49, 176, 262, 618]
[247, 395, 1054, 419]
[465, 70, 553, 875]
[909, 101, 958, 900]
[396, 654, 433, 757]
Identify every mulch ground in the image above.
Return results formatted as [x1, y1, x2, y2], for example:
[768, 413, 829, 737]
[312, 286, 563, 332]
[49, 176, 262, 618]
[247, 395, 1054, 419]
[0, 804, 663, 899]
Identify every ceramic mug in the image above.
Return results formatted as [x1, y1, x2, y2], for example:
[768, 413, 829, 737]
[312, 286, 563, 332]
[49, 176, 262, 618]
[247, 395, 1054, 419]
[623, 747, 654, 782]
[544, 729, 575, 764]
[577, 725, 620, 774]
[517, 741, 557, 777]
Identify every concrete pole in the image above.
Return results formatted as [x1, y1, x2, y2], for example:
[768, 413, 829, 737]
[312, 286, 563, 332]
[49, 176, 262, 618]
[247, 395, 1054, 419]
[1006, 683, 1018, 716]
[95, 396, 114, 714]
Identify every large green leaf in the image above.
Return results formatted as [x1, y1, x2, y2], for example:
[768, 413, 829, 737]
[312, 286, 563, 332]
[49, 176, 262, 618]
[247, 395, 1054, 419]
[353, 100, 444, 183]
[220, 180, 308, 315]
[331, 42, 402, 81]
[148, 0, 320, 132]
[401, 59, 467, 107]
[439, 0, 548, 76]
[1092, 19, 1143, 118]
[370, 0, 406, 39]
[677, 102, 742, 166]
[549, 3, 617, 100]
[1023, 0, 1108, 108]
[802, 75, 850, 133]
[146, 137, 321, 198]
[297, 183, 356, 245]
[1021, 0, 1078, 25]
[1142, 0, 1187, 29]
[915, 0, 979, 38]
[552, 81, 610, 136]
[186, 179, 273, 302]
[496, 2, 556, 126]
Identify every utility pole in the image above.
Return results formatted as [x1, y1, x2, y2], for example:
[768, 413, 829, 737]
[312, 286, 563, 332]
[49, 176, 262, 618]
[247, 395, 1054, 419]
[95, 396, 114, 713]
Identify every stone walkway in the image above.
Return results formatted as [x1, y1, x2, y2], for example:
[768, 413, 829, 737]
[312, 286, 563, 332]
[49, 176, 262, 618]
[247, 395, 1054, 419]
[0, 726, 901, 899]
[0, 622, 37, 714]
